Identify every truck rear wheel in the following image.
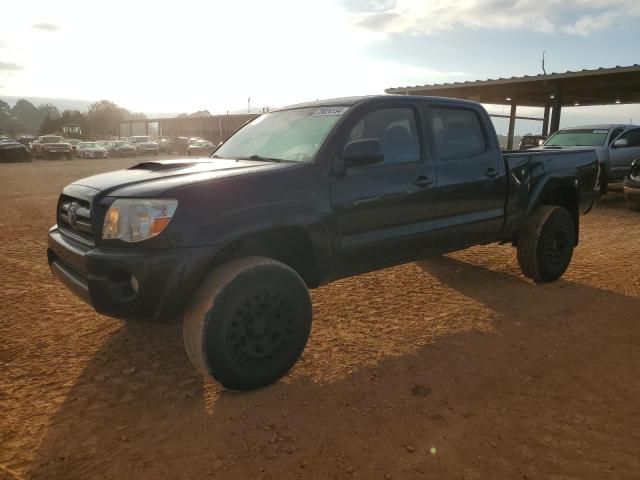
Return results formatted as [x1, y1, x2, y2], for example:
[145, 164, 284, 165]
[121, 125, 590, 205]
[517, 205, 575, 283]
[183, 256, 312, 391]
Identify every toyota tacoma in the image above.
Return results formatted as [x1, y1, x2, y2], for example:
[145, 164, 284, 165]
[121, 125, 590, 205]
[48, 95, 599, 391]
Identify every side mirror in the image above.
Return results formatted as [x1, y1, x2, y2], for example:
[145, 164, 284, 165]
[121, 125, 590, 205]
[613, 138, 629, 148]
[342, 138, 384, 167]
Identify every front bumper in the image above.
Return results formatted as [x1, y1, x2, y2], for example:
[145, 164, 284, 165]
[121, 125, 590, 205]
[85, 151, 108, 158]
[44, 149, 71, 156]
[47, 226, 215, 320]
[113, 149, 137, 156]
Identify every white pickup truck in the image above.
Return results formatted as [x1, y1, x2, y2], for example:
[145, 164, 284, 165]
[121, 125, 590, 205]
[31, 135, 73, 160]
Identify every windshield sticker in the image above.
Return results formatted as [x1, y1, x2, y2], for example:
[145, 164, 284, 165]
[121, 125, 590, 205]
[592, 130, 608, 134]
[312, 106, 349, 116]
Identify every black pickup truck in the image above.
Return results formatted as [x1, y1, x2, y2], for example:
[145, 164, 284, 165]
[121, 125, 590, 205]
[48, 95, 599, 390]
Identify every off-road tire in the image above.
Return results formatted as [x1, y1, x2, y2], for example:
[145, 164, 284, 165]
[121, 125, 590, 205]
[183, 256, 312, 391]
[517, 205, 575, 283]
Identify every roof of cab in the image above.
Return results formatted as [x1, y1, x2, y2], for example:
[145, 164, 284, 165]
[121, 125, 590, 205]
[276, 94, 483, 111]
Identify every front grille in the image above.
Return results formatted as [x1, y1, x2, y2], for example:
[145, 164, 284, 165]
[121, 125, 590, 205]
[58, 195, 95, 244]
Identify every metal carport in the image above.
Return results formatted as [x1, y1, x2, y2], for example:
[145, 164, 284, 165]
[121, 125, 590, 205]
[386, 64, 640, 149]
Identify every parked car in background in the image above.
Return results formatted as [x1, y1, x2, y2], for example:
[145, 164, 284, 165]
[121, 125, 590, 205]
[623, 159, 640, 211]
[95, 140, 113, 150]
[518, 135, 546, 150]
[153, 136, 191, 154]
[187, 139, 215, 157]
[108, 140, 137, 157]
[173, 137, 191, 155]
[129, 136, 159, 155]
[16, 135, 37, 148]
[540, 124, 640, 191]
[154, 137, 175, 154]
[65, 139, 82, 155]
[30, 135, 73, 160]
[0, 138, 32, 162]
[77, 142, 108, 158]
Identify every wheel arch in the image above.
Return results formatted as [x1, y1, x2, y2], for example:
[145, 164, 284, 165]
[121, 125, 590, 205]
[528, 177, 580, 245]
[208, 225, 327, 289]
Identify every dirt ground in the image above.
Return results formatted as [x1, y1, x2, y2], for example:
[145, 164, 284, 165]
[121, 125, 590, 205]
[1, 156, 639, 480]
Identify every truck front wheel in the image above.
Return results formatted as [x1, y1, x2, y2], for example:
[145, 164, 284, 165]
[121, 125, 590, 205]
[183, 256, 312, 391]
[517, 205, 575, 283]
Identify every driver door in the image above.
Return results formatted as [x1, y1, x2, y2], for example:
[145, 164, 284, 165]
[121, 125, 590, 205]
[610, 128, 640, 181]
[330, 104, 437, 275]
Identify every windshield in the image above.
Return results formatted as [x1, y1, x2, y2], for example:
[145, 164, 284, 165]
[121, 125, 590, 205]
[42, 136, 64, 144]
[544, 129, 610, 147]
[115, 141, 131, 146]
[131, 137, 150, 143]
[83, 142, 98, 147]
[214, 106, 347, 162]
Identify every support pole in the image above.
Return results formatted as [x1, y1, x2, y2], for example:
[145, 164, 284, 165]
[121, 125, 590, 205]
[507, 102, 517, 150]
[542, 104, 550, 137]
[550, 96, 562, 134]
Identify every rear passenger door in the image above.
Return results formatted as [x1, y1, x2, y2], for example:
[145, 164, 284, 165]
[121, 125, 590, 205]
[427, 105, 506, 250]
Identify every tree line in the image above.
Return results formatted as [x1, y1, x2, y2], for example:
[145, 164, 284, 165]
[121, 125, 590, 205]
[0, 98, 145, 137]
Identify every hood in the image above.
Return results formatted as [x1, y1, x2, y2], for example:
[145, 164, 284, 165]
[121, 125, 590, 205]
[0, 141, 26, 150]
[537, 145, 607, 151]
[70, 157, 294, 197]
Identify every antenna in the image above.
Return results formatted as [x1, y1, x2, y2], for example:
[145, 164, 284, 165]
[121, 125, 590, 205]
[542, 50, 547, 75]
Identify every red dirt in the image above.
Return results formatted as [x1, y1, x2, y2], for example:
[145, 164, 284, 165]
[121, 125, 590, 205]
[1, 158, 639, 480]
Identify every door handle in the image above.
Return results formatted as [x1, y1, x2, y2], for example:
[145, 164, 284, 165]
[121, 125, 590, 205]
[414, 176, 433, 188]
[485, 168, 499, 179]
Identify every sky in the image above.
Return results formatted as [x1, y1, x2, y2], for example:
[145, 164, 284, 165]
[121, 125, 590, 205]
[1, 0, 639, 134]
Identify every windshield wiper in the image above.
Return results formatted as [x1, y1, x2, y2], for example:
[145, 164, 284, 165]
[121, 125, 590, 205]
[236, 155, 283, 163]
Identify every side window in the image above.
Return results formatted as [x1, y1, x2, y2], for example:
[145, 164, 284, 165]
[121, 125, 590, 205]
[609, 127, 624, 145]
[348, 107, 420, 164]
[431, 107, 487, 160]
[619, 128, 640, 147]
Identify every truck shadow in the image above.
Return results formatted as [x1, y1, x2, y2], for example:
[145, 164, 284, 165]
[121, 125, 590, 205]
[27, 257, 640, 479]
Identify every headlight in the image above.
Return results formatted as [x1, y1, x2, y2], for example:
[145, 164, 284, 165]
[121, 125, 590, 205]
[102, 198, 178, 242]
